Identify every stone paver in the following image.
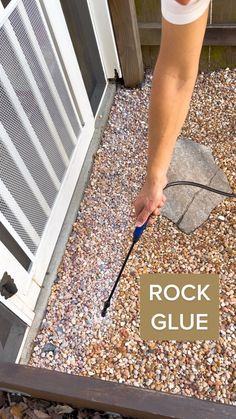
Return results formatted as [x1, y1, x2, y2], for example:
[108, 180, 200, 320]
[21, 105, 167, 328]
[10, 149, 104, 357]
[162, 138, 232, 233]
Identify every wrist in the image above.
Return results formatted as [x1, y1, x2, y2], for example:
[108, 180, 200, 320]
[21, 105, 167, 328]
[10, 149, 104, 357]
[146, 169, 167, 186]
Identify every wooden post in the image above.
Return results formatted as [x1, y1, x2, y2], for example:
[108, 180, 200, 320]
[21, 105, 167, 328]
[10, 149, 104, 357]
[108, 0, 144, 87]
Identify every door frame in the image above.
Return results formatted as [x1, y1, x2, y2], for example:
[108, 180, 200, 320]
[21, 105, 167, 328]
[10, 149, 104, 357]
[0, 0, 119, 363]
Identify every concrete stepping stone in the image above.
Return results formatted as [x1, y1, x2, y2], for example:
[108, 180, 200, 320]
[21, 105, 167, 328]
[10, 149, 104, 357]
[161, 138, 232, 234]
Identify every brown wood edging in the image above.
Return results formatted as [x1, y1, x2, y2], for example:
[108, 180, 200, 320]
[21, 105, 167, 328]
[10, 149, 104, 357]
[138, 23, 236, 46]
[0, 363, 236, 419]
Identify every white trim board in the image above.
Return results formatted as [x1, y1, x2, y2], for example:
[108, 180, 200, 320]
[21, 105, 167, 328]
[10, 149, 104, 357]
[87, 0, 122, 79]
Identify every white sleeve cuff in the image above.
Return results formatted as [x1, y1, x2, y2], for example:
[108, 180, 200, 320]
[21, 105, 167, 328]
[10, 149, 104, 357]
[161, 0, 211, 25]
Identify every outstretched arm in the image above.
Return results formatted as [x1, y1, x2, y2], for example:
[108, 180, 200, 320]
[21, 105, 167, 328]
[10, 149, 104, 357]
[134, 5, 209, 227]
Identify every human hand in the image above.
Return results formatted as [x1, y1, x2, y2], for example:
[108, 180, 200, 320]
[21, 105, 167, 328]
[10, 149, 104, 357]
[133, 175, 167, 227]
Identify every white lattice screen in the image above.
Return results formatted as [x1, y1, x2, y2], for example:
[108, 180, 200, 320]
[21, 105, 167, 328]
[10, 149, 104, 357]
[0, 0, 82, 263]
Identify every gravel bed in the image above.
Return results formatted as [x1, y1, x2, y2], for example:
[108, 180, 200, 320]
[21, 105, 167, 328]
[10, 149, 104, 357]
[29, 68, 236, 405]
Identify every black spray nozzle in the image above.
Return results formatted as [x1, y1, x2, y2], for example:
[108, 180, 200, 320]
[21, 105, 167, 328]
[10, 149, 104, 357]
[101, 300, 110, 317]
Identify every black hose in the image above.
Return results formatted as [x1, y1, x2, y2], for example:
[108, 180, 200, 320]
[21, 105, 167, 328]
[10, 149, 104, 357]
[164, 180, 236, 198]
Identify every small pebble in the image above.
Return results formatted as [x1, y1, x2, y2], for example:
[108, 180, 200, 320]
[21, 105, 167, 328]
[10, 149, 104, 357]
[41, 343, 57, 353]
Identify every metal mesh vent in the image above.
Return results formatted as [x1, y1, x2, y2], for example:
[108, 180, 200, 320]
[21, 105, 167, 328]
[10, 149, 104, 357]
[0, 0, 82, 258]
[0, 197, 37, 254]
[0, 82, 57, 208]
[0, 21, 67, 180]
[9, 6, 74, 160]
[0, 141, 47, 238]
[23, 0, 80, 139]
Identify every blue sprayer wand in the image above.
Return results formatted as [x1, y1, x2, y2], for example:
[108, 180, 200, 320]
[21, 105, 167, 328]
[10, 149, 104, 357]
[100, 179, 236, 317]
[101, 220, 148, 317]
